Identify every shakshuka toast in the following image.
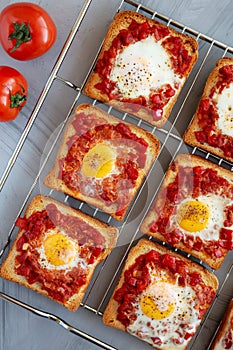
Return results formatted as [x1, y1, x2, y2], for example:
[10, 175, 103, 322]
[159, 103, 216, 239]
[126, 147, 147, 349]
[140, 153, 233, 270]
[103, 238, 218, 350]
[184, 57, 233, 163]
[211, 299, 233, 350]
[44, 103, 160, 221]
[0, 195, 118, 311]
[84, 10, 198, 127]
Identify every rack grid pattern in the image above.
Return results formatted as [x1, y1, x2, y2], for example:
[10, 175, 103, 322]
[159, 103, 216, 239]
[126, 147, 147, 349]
[0, 1, 232, 349]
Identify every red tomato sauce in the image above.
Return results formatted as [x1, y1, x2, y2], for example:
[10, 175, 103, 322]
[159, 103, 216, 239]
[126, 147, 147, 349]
[223, 321, 233, 349]
[15, 203, 105, 303]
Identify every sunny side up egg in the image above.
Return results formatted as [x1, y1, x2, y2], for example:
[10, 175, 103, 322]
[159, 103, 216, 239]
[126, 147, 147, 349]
[127, 275, 200, 348]
[81, 143, 117, 179]
[213, 84, 233, 137]
[79, 138, 140, 197]
[171, 193, 233, 241]
[79, 141, 120, 196]
[37, 228, 87, 271]
[109, 35, 184, 100]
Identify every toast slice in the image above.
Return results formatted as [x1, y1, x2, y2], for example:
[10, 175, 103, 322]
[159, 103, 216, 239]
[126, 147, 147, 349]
[140, 153, 233, 269]
[184, 57, 233, 163]
[103, 238, 218, 350]
[0, 195, 118, 311]
[211, 299, 233, 350]
[84, 10, 198, 127]
[44, 103, 160, 221]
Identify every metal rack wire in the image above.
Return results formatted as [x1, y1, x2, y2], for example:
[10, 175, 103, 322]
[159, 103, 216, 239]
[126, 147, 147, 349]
[0, 0, 233, 349]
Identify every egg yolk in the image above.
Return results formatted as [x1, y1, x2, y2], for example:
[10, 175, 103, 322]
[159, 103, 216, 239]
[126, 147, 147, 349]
[81, 144, 115, 178]
[141, 295, 175, 320]
[43, 233, 76, 266]
[177, 200, 210, 232]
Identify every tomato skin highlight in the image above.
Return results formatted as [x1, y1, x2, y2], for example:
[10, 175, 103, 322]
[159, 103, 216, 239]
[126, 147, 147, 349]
[0, 2, 57, 60]
[0, 66, 28, 122]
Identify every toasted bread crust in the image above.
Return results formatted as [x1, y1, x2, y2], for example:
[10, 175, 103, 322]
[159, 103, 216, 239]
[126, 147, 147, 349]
[103, 238, 218, 349]
[140, 153, 233, 270]
[0, 195, 118, 311]
[211, 299, 233, 350]
[84, 10, 198, 127]
[184, 57, 233, 163]
[44, 103, 160, 220]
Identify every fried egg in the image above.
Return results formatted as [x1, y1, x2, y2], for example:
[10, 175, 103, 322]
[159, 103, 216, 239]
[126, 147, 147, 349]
[80, 142, 120, 197]
[79, 139, 141, 197]
[109, 35, 183, 99]
[128, 278, 199, 348]
[140, 282, 176, 320]
[37, 228, 86, 271]
[81, 143, 116, 178]
[213, 84, 233, 137]
[173, 194, 233, 240]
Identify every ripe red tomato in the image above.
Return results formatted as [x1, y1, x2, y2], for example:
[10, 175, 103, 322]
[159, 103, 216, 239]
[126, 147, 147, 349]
[0, 2, 57, 60]
[0, 66, 28, 122]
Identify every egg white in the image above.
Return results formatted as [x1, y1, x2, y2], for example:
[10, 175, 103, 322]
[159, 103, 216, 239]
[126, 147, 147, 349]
[109, 35, 184, 99]
[172, 194, 233, 241]
[37, 228, 87, 271]
[213, 84, 233, 137]
[127, 279, 199, 348]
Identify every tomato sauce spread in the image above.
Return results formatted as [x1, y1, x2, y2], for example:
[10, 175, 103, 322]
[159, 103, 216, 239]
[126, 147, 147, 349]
[59, 111, 148, 217]
[195, 65, 233, 159]
[149, 165, 233, 259]
[94, 19, 192, 121]
[114, 249, 215, 337]
[223, 326, 233, 349]
[15, 203, 105, 303]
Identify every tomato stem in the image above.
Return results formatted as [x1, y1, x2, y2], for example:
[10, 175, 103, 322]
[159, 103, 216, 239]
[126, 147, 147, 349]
[4, 84, 27, 109]
[8, 22, 31, 52]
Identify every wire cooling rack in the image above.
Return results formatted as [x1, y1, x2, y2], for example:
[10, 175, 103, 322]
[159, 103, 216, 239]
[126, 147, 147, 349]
[0, 0, 233, 349]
